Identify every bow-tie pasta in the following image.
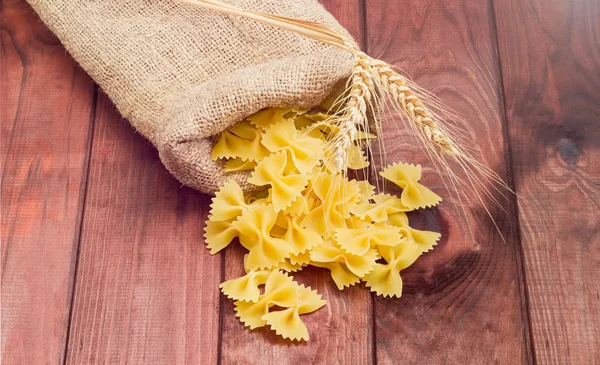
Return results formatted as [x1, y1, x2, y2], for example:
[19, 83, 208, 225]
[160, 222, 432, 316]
[212, 121, 269, 162]
[248, 152, 309, 211]
[363, 241, 422, 298]
[232, 204, 294, 270]
[205, 107, 443, 341]
[222, 270, 325, 341]
[380, 162, 442, 209]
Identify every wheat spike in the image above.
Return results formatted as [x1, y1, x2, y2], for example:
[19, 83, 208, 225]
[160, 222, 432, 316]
[368, 59, 459, 158]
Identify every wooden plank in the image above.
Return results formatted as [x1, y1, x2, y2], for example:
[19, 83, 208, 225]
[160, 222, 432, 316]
[219, 2, 374, 364]
[365, 1, 532, 363]
[0, 1, 96, 364]
[493, 0, 600, 363]
[64, 94, 221, 364]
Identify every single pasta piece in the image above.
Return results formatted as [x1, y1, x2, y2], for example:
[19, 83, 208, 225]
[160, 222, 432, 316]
[208, 179, 248, 222]
[204, 219, 239, 255]
[212, 121, 269, 161]
[203, 180, 249, 254]
[248, 152, 309, 211]
[363, 241, 422, 298]
[232, 204, 294, 270]
[262, 284, 326, 341]
[261, 119, 324, 174]
[380, 162, 442, 209]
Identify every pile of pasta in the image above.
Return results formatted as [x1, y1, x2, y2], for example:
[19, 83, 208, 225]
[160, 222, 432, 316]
[205, 107, 442, 341]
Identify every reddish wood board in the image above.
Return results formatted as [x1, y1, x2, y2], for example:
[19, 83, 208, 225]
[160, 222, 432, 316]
[2, 0, 598, 363]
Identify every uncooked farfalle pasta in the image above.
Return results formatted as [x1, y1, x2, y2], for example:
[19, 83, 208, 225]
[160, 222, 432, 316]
[204, 105, 442, 341]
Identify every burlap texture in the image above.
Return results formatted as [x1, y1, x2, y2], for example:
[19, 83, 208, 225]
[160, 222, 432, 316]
[27, 0, 354, 193]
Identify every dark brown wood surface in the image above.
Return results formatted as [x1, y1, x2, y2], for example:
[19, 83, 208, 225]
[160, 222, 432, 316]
[1, 0, 598, 364]
[493, 0, 600, 363]
[366, 1, 531, 363]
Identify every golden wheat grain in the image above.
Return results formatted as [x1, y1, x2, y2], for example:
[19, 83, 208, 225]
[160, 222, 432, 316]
[367, 59, 459, 158]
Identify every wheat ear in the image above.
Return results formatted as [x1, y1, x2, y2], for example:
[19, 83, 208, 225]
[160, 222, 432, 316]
[368, 59, 459, 158]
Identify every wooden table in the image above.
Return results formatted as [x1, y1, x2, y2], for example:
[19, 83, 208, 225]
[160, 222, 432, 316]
[2, 0, 599, 364]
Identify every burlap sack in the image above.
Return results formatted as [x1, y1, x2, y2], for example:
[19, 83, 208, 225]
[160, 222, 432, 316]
[27, 0, 354, 193]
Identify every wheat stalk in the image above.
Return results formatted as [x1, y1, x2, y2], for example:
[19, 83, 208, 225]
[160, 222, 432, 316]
[332, 51, 373, 170]
[368, 59, 459, 158]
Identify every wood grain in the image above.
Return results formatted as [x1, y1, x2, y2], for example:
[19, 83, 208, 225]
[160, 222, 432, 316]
[218, 2, 373, 364]
[0, 1, 95, 363]
[4, 0, 599, 362]
[494, 0, 600, 363]
[365, 1, 532, 363]
[64, 94, 221, 364]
